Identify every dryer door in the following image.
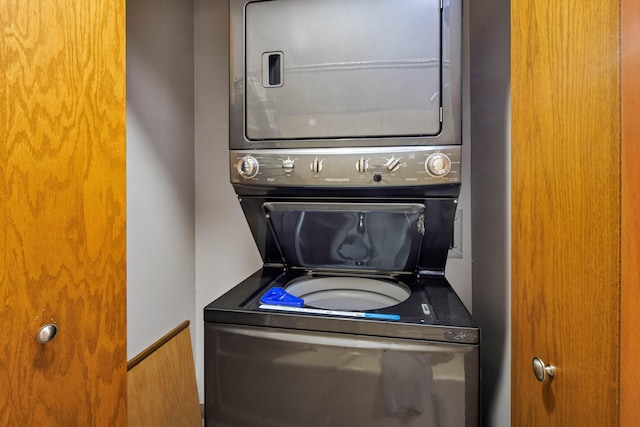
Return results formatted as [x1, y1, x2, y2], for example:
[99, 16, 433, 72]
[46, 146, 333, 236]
[243, 0, 443, 140]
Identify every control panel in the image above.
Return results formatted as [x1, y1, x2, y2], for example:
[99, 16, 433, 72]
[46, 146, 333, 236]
[230, 146, 461, 187]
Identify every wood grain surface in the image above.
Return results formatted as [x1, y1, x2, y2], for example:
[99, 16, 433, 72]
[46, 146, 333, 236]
[128, 324, 202, 427]
[0, 1, 126, 425]
[621, 0, 640, 423]
[511, 1, 620, 425]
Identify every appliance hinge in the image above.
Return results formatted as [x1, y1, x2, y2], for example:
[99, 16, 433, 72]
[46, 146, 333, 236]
[440, 106, 443, 122]
[263, 262, 286, 269]
[417, 213, 425, 236]
[418, 269, 446, 277]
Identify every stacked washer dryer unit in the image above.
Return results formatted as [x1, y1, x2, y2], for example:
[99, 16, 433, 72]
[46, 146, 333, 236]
[204, 0, 479, 426]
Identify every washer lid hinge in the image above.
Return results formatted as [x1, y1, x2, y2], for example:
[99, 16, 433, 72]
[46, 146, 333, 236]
[418, 269, 446, 277]
[417, 213, 425, 235]
[263, 262, 286, 269]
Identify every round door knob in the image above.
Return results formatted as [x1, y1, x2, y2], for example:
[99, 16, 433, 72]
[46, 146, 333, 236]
[532, 356, 556, 383]
[37, 324, 58, 344]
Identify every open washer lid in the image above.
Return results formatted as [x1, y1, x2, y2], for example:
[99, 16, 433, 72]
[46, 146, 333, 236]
[263, 202, 425, 274]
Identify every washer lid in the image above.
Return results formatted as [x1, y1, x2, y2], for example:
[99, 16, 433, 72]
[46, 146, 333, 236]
[263, 202, 425, 273]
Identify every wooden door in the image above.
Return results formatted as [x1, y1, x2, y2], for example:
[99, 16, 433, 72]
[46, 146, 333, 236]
[511, 1, 621, 425]
[0, 1, 127, 425]
[621, 0, 640, 423]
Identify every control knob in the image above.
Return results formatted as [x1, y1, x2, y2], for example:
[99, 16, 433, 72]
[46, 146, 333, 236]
[282, 158, 295, 173]
[425, 153, 452, 177]
[355, 157, 369, 173]
[385, 156, 401, 172]
[236, 155, 259, 179]
[310, 158, 324, 173]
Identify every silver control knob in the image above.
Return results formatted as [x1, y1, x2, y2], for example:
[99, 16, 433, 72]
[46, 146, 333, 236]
[236, 155, 259, 179]
[355, 157, 369, 173]
[310, 158, 323, 173]
[425, 153, 452, 177]
[386, 157, 401, 172]
[282, 158, 295, 173]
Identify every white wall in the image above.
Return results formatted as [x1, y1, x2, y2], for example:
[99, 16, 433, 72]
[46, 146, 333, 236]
[469, 0, 511, 425]
[194, 0, 264, 402]
[126, 0, 196, 360]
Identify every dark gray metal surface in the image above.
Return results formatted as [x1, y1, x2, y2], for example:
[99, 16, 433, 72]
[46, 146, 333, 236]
[205, 0, 477, 425]
[229, 0, 462, 149]
[204, 269, 478, 344]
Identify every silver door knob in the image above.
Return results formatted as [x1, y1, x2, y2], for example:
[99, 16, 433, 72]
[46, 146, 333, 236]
[532, 356, 555, 383]
[37, 324, 58, 344]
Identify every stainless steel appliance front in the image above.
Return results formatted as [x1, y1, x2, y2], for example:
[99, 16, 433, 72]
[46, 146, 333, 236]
[205, 322, 478, 426]
[230, 145, 462, 187]
[204, 195, 479, 426]
[230, 0, 462, 149]
[205, 0, 477, 425]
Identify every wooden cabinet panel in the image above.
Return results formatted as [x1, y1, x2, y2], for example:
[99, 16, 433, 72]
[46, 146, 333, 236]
[0, 1, 126, 425]
[621, 0, 640, 423]
[511, 1, 620, 425]
[128, 322, 202, 427]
